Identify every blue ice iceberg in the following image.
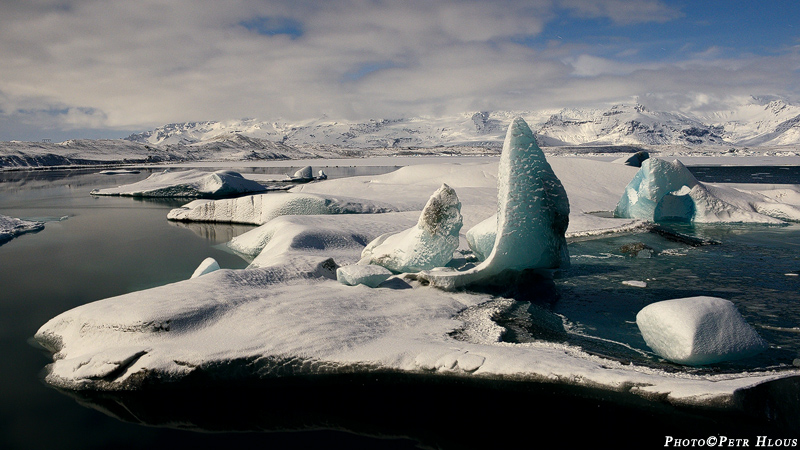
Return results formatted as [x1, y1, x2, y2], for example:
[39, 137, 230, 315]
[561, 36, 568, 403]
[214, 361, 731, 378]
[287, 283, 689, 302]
[614, 158, 697, 222]
[419, 117, 570, 290]
[360, 184, 462, 273]
[614, 158, 793, 224]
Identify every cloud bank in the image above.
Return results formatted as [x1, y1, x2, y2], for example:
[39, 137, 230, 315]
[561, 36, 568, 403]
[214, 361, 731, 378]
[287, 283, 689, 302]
[1, 0, 798, 140]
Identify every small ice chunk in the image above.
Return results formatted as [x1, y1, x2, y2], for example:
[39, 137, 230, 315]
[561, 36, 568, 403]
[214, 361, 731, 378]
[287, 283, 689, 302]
[336, 264, 393, 288]
[292, 166, 313, 180]
[190, 257, 220, 278]
[361, 184, 462, 273]
[636, 296, 768, 366]
[622, 280, 647, 288]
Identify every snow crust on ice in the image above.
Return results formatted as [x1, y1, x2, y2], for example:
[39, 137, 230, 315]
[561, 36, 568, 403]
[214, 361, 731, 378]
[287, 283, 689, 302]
[419, 117, 570, 289]
[91, 169, 267, 198]
[636, 297, 768, 366]
[190, 257, 220, 278]
[336, 264, 393, 288]
[0, 214, 44, 244]
[360, 184, 462, 273]
[614, 158, 800, 224]
[35, 266, 793, 407]
[167, 192, 398, 225]
[233, 213, 418, 269]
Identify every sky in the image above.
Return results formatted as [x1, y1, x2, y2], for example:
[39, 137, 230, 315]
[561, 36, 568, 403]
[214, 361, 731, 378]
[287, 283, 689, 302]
[1, 0, 799, 141]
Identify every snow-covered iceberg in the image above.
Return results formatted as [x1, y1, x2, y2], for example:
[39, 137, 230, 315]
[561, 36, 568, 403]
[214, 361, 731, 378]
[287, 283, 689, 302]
[360, 184, 462, 273]
[34, 261, 799, 420]
[230, 213, 417, 269]
[636, 296, 768, 366]
[0, 214, 44, 245]
[418, 117, 570, 289]
[614, 158, 800, 223]
[167, 192, 398, 225]
[91, 169, 268, 198]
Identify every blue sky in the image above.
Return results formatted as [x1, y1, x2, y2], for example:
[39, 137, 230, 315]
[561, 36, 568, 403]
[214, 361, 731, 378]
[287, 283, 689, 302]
[0, 0, 798, 141]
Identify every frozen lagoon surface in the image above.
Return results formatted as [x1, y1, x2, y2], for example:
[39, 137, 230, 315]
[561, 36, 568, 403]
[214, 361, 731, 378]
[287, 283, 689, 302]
[3, 158, 800, 446]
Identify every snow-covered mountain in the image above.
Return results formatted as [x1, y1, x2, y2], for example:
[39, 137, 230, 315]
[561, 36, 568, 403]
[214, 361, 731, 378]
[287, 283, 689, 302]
[3, 96, 800, 170]
[124, 96, 800, 149]
[124, 112, 545, 149]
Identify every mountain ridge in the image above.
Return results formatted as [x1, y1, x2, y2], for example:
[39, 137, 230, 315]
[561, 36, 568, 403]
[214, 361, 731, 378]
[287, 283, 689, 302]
[123, 96, 800, 149]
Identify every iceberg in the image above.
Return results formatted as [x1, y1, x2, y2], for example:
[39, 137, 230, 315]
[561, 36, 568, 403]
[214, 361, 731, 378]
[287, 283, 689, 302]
[234, 213, 416, 269]
[419, 117, 570, 289]
[636, 296, 768, 366]
[614, 158, 800, 224]
[167, 192, 398, 225]
[0, 214, 44, 245]
[91, 169, 267, 198]
[336, 264, 393, 288]
[360, 184, 462, 273]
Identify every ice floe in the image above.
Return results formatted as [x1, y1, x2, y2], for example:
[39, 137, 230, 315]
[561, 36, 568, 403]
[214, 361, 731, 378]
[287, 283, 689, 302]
[167, 192, 398, 225]
[0, 214, 44, 245]
[336, 264, 393, 287]
[91, 169, 268, 198]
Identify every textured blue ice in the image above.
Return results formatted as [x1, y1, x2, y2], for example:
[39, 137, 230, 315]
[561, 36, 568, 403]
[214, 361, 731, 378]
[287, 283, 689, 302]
[614, 158, 698, 222]
[420, 117, 570, 289]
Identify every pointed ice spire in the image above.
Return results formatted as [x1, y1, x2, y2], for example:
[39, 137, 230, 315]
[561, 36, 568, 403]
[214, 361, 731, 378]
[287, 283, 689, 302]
[419, 117, 570, 290]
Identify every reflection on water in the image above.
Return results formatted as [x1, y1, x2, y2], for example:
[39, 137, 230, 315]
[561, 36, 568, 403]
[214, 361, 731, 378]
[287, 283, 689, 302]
[58, 372, 797, 446]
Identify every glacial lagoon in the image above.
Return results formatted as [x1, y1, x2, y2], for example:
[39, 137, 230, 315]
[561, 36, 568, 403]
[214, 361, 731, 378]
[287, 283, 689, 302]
[1, 163, 799, 449]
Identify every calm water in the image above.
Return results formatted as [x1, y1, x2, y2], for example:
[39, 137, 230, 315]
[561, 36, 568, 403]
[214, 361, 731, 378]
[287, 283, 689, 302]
[1, 164, 798, 448]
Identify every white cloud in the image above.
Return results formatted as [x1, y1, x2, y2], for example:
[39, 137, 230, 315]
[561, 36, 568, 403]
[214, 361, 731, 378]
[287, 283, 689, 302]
[0, 0, 798, 140]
